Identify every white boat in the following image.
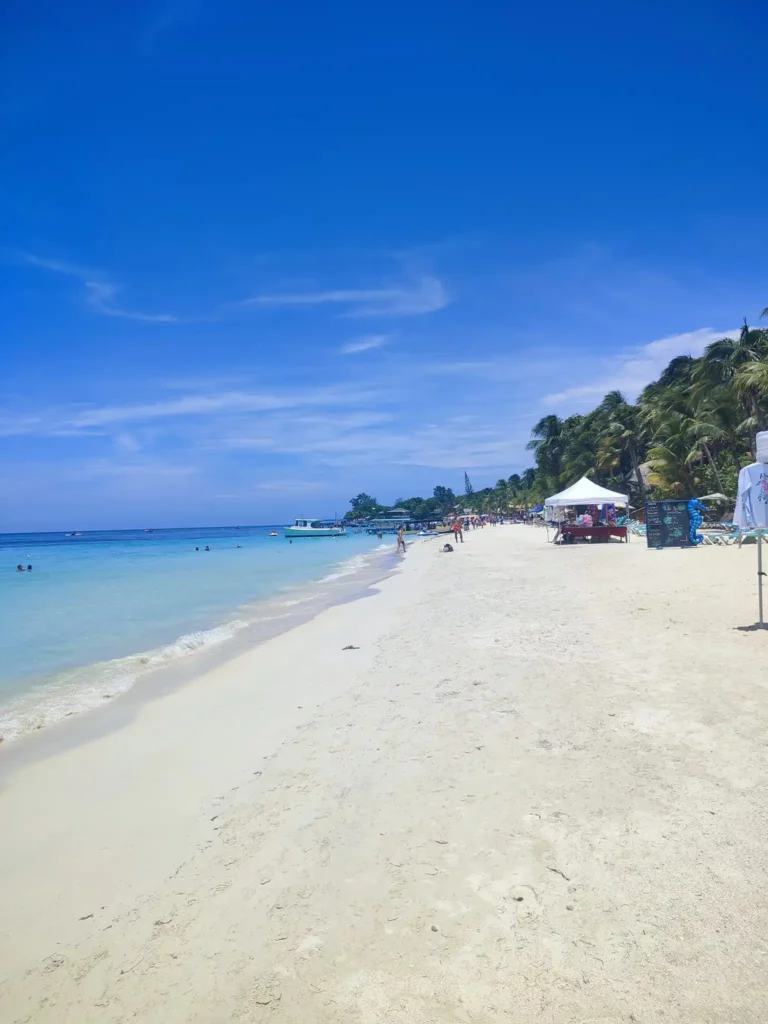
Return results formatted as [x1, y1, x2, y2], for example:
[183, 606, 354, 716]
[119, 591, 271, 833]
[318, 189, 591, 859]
[284, 518, 347, 538]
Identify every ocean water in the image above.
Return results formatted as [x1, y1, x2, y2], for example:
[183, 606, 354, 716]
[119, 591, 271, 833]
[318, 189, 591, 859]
[0, 526, 390, 742]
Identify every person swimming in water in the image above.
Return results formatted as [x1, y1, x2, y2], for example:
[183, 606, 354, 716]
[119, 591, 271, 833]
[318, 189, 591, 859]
[204, 545, 210, 551]
[16, 564, 25, 572]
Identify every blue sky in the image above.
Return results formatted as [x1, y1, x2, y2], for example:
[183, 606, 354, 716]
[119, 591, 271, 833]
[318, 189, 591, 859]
[2, 0, 766, 530]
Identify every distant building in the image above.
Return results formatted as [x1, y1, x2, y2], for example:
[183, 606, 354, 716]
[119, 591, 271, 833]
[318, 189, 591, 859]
[366, 508, 418, 532]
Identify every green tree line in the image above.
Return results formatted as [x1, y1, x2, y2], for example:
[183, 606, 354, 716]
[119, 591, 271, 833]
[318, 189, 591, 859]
[344, 487, 458, 522]
[347, 312, 768, 517]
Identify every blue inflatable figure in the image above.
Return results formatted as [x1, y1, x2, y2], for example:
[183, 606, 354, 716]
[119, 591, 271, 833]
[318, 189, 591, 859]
[687, 499, 706, 545]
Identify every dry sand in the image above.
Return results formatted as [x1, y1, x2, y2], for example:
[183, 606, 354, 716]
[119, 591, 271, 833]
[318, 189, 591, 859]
[1, 527, 767, 1023]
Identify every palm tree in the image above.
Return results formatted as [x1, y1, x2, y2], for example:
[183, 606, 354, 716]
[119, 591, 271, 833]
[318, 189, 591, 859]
[644, 379, 734, 494]
[559, 414, 602, 483]
[596, 391, 648, 505]
[684, 405, 728, 494]
[696, 385, 746, 481]
[645, 355, 698, 396]
[734, 362, 768, 406]
[495, 478, 509, 511]
[505, 473, 522, 507]
[698, 319, 768, 440]
[527, 415, 565, 484]
[646, 411, 699, 496]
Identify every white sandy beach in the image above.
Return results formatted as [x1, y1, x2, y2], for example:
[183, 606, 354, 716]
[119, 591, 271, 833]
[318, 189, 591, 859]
[1, 527, 767, 1023]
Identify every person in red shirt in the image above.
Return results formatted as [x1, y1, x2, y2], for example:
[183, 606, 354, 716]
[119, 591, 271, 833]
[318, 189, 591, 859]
[452, 518, 464, 543]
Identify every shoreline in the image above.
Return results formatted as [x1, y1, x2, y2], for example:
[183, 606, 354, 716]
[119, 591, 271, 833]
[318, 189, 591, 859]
[2, 527, 767, 1022]
[0, 536, 398, 752]
[0, 534, 436, 993]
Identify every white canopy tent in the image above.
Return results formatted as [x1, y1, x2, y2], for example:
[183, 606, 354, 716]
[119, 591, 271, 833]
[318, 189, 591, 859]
[544, 476, 629, 508]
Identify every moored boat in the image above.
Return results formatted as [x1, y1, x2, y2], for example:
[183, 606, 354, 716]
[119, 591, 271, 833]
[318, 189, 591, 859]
[284, 518, 346, 538]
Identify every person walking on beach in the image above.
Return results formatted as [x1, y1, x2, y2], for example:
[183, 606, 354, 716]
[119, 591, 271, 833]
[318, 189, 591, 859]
[452, 518, 463, 544]
[397, 526, 406, 554]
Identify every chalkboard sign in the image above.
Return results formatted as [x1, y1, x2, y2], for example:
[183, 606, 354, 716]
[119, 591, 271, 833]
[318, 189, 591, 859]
[645, 500, 692, 549]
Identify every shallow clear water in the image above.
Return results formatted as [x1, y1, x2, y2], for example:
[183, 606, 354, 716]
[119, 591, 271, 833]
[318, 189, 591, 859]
[0, 526, 386, 740]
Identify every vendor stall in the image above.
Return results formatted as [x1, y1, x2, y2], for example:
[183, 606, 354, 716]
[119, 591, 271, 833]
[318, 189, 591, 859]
[559, 524, 628, 543]
[544, 477, 630, 544]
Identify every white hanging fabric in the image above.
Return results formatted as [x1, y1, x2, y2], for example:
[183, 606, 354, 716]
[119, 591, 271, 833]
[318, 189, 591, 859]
[755, 431, 768, 464]
[734, 463, 768, 530]
[734, 461, 768, 628]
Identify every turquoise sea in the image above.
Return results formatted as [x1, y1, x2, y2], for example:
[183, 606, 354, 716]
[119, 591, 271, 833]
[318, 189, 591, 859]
[0, 526, 389, 742]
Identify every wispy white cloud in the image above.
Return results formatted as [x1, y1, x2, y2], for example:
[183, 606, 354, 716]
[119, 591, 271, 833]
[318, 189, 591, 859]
[215, 411, 397, 452]
[66, 457, 198, 483]
[21, 253, 449, 326]
[212, 479, 330, 501]
[156, 373, 254, 391]
[340, 334, 390, 354]
[2, 321, 736, 502]
[543, 327, 739, 407]
[253, 479, 331, 494]
[0, 414, 44, 438]
[0, 385, 397, 438]
[67, 392, 295, 428]
[243, 275, 449, 318]
[206, 407, 524, 471]
[115, 433, 142, 452]
[23, 254, 182, 324]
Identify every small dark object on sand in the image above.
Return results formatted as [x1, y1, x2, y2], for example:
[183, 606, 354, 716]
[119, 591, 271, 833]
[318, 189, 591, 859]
[342, 645, 360, 650]
[442, 543, 454, 553]
[79, 913, 93, 921]
[547, 866, 571, 881]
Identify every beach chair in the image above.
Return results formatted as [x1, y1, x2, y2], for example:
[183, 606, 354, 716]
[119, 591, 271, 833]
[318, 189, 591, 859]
[738, 529, 761, 548]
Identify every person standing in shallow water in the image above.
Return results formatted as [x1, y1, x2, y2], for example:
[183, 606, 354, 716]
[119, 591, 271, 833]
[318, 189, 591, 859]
[397, 526, 406, 554]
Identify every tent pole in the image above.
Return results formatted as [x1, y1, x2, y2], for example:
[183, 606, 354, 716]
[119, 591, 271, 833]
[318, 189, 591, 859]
[759, 531, 765, 628]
